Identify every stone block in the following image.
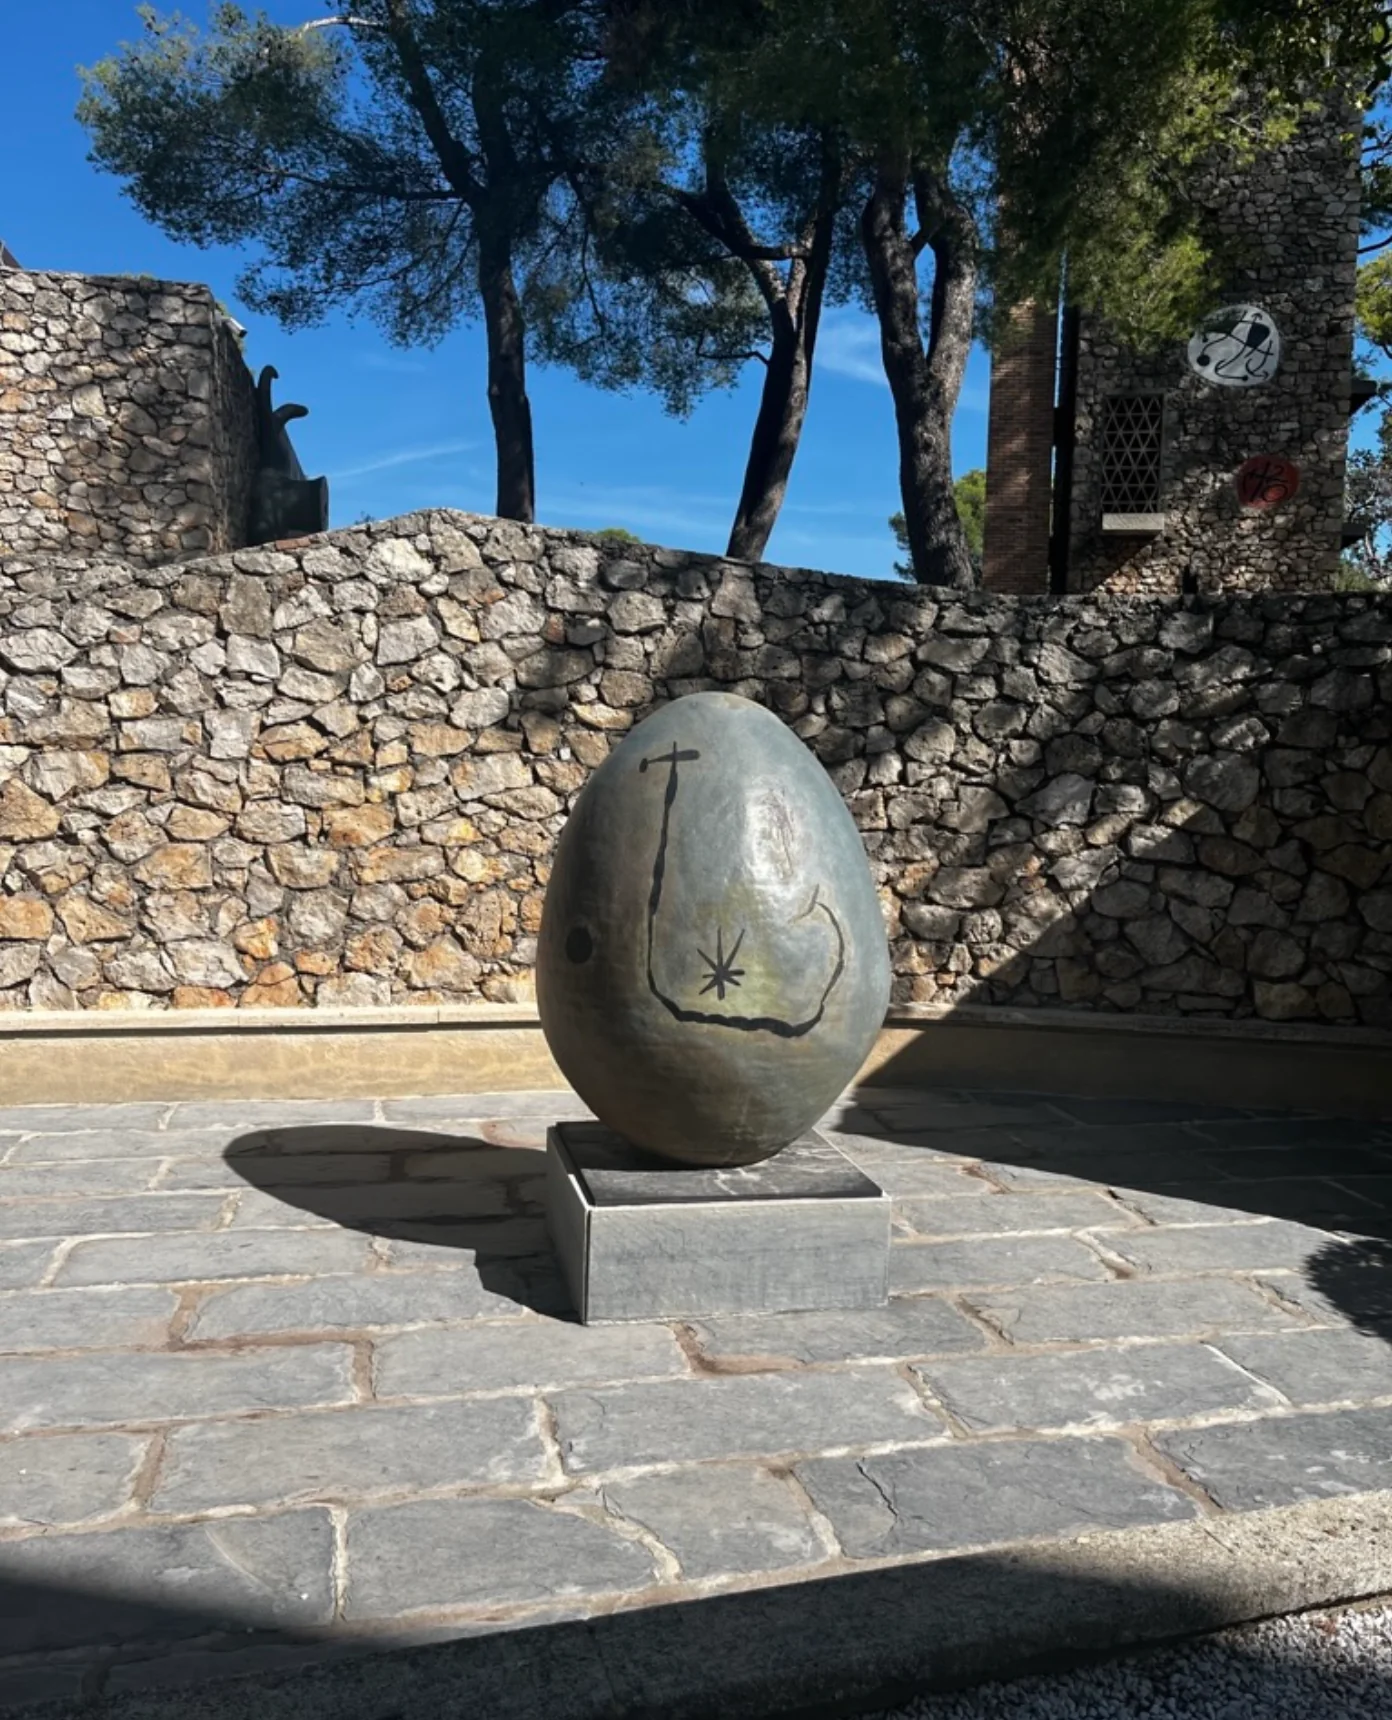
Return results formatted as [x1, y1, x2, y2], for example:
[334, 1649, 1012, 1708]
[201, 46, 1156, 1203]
[0, 1286, 177, 1354]
[966, 1277, 1301, 1345]
[890, 1234, 1112, 1294]
[545, 1123, 890, 1322]
[1154, 1406, 1392, 1510]
[0, 1159, 161, 1197]
[0, 1241, 53, 1290]
[0, 1510, 335, 1655]
[600, 1465, 826, 1579]
[166, 1097, 378, 1131]
[1214, 1328, 1392, 1405]
[916, 1340, 1281, 1434]
[0, 1102, 170, 1134]
[798, 1436, 1196, 1559]
[0, 1342, 355, 1432]
[827, 1143, 997, 1199]
[893, 1190, 1135, 1237]
[4, 1129, 221, 1163]
[0, 1192, 226, 1242]
[189, 1268, 533, 1339]
[0, 1429, 146, 1527]
[550, 1366, 941, 1474]
[345, 1496, 657, 1619]
[1099, 1219, 1334, 1276]
[55, 1227, 372, 1287]
[374, 1319, 686, 1398]
[152, 1397, 549, 1512]
[687, 1297, 987, 1365]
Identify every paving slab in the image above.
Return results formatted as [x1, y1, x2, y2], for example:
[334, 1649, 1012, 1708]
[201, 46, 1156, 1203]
[0, 1431, 148, 1529]
[1213, 1327, 1392, 1404]
[0, 1081, 1391, 1716]
[0, 1342, 356, 1432]
[1153, 1406, 1392, 1510]
[0, 1241, 54, 1291]
[687, 1299, 988, 1364]
[0, 1511, 335, 1656]
[797, 1436, 1198, 1558]
[0, 1287, 179, 1354]
[598, 1465, 828, 1578]
[913, 1341, 1284, 1434]
[151, 1397, 551, 1513]
[343, 1497, 656, 1618]
[0, 1193, 227, 1242]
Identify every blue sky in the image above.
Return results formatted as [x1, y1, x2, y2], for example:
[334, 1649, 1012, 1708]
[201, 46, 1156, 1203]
[6, 5, 1381, 579]
[1, 1, 991, 581]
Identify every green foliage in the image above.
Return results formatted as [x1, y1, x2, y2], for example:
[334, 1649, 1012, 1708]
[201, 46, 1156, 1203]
[1335, 558, 1384, 590]
[77, 2, 625, 347]
[1356, 249, 1392, 361]
[1341, 446, 1392, 585]
[528, 9, 859, 421]
[890, 469, 986, 578]
[590, 526, 642, 543]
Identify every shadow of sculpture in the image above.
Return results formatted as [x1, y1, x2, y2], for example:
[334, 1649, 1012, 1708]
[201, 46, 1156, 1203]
[223, 1123, 569, 1316]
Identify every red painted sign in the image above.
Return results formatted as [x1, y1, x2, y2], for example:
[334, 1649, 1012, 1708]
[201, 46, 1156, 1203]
[1235, 455, 1300, 508]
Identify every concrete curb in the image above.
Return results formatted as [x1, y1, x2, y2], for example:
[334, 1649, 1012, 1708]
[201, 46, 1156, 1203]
[23, 1493, 1392, 1719]
[1, 1001, 1388, 1117]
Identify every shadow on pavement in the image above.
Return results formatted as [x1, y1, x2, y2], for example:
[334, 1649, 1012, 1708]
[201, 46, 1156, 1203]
[1304, 1236, 1392, 1343]
[223, 1122, 569, 1316]
[221, 1089, 1392, 1337]
[4, 1534, 1390, 1718]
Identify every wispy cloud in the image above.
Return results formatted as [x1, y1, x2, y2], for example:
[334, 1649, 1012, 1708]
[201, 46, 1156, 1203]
[817, 313, 886, 386]
[331, 440, 477, 482]
[816, 311, 990, 413]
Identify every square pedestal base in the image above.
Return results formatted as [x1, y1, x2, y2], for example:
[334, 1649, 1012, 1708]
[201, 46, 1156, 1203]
[545, 1122, 891, 1324]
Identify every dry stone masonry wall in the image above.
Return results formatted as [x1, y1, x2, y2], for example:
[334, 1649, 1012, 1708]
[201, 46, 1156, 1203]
[0, 270, 258, 566]
[0, 508, 1388, 1025]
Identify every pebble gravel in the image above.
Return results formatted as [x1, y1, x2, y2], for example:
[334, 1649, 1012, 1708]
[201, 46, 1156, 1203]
[870, 1602, 1392, 1720]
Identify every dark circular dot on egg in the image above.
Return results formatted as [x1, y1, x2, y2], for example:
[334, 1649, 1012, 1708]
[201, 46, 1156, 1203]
[565, 926, 594, 964]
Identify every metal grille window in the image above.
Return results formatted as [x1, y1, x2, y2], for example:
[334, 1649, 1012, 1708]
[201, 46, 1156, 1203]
[1098, 393, 1165, 513]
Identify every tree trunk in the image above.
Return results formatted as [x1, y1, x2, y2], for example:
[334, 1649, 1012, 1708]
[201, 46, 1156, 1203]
[724, 211, 833, 562]
[477, 216, 536, 523]
[860, 162, 978, 588]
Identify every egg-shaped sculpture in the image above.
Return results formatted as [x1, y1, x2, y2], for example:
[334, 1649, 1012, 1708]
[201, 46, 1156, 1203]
[536, 691, 891, 1167]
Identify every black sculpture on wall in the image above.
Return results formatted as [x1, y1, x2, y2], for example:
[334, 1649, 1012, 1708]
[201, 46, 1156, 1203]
[247, 365, 329, 544]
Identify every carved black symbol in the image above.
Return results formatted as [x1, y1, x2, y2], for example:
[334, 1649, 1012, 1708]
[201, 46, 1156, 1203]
[566, 926, 594, 964]
[638, 740, 844, 1039]
[1192, 309, 1279, 385]
[698, 926, 745, 1000]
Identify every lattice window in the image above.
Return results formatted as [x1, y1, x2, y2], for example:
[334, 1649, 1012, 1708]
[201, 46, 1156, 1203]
[1098, 394, 1165, 513]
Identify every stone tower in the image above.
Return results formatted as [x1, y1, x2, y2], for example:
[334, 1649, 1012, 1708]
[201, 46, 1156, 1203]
[982, 94, 1364, 595]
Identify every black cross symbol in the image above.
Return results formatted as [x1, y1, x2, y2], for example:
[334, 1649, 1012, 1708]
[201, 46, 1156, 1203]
[639, 744, 701, 774]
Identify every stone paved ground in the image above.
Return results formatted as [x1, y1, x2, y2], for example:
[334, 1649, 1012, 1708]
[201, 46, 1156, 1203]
[0, 1084, 1390, 1711]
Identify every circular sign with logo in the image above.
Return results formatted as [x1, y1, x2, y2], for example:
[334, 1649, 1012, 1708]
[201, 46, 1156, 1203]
[1235, 455, 1300, 508]
[1188, 304, 1281, 387]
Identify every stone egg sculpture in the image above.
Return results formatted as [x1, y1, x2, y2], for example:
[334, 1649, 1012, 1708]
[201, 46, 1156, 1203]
[536, 691, 891, 1167]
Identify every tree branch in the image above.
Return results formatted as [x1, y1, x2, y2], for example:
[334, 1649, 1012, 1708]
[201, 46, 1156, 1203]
[295, 15, 389, 34]
[382, 0, 483, 204]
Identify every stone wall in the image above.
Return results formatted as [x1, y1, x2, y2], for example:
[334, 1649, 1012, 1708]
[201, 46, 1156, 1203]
[1067, 95, 1361, 596]
[0, 270, 259, 566]
[0, 509, 1388, 1025]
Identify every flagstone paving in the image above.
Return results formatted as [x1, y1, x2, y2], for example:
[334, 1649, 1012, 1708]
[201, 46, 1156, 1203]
[0, 1083, 1390, 1710]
